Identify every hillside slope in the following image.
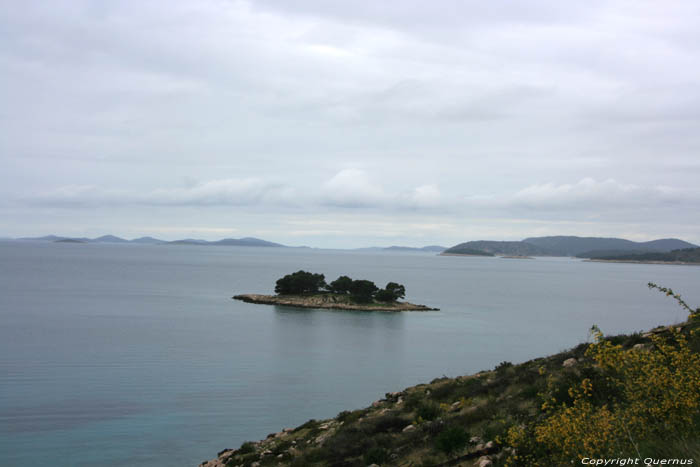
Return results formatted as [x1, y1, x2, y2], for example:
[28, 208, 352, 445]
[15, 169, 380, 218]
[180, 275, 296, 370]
[200, 293, 700, 467]
[523, 236, 696, 256]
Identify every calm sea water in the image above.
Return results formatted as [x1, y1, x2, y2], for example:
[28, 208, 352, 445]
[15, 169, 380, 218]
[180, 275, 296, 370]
[1, 242, 698, 466]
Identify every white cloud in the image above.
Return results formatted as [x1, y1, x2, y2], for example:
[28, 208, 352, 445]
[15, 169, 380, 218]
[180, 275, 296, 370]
[465, 178, 700, 218]
[321, 169, 388, 207]
[25, 178, 296, 207]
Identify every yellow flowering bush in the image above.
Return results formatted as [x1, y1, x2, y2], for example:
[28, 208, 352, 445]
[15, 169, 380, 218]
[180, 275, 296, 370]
[506, 284, 700, 465]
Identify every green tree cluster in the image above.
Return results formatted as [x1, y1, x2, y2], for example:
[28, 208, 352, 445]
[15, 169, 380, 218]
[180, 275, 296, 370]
[274, 270, 327, 295]
[275, 271, 406, 304]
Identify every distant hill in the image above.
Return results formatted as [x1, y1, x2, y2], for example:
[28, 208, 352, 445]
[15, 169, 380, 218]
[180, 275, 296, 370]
[587, 247, 700, 263]
[130, 236, 166, 244]
[444, 241, 550, 256]
[93, 235, 129, 243]
[383, 245, 447, 253]
[523, 236, 696, 256]
[19, 235, 85, 242]
[443, 236, 698, 257]
[13, 234, 285, 247]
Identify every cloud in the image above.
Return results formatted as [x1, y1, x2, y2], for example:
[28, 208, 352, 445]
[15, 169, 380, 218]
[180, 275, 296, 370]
[466, 178, 700, 215]
[320, 169, 444, 210]
[321, 168, 387, 207]
[2, 1, 700, 245]
[24, 178, 295, 207]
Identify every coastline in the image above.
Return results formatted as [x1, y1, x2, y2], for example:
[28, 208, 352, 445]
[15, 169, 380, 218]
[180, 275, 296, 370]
[233, 294, 439, 311]
[199, 318, 698, 467]
[584, 259, 700, 266]
[438, 252, 493, 257]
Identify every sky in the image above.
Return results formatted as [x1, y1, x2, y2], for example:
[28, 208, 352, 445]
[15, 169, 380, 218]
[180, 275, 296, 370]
[1, 0, 699, 248]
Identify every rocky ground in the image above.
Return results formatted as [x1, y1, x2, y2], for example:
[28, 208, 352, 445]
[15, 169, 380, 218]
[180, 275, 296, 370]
[233, 294, 438, 312]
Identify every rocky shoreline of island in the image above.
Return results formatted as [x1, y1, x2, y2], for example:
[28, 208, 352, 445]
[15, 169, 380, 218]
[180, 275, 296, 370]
[233, 294, 439, 311]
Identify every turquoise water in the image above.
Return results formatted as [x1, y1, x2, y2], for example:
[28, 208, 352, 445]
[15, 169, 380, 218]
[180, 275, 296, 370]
[1, 242, 698, 466]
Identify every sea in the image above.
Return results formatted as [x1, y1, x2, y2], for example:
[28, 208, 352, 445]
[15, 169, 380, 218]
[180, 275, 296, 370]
[1, 241, 698, 466]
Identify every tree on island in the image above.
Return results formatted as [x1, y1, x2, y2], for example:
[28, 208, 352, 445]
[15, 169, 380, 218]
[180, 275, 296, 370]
[329, 275, 354, 294]
[275, 270, 327, 295]
[375, 282, 406, 302]
[348, 279, 379, 303]
[274, 271, 407, 304]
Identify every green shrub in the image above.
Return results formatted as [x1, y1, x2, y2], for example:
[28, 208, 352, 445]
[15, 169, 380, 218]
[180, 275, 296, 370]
[435, 425, 469, 454]
[403, 390, 424, 410]
[495, 361, 513, 373]
[238, 442, 256, 454]
[293, 418, 318, 432]
[416, 401, 442, 421]
[364, 446, 388, 465]
[337, 409, 367, 424]
[364, 413, 409, 434]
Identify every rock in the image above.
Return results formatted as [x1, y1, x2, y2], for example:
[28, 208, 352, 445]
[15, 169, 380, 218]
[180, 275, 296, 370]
[199, 460, 224, 467]
[450, 401, 461, 412]
[475, 443, 485, 451]
[372, 400, 382, 408]
[368, 464, 380, 467]
[562, 358, 577, 367]
[315, 431, 332, 445]
[484, 440, 495, 449]
[464, 405, 479, 415]
[277, 453, 284, 458]
[251, 463, 260, 467]
[470, 436, 483, 444]
[396, 397, 404, 405]
[283, 427, 293, 433]
[477, 456, 493, 467]
[319, 422, 331, 430]
[402, 424, 416, 432]
[633, 343, 652, 351]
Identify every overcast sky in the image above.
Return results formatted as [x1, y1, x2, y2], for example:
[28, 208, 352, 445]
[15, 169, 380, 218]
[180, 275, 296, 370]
[1, 1, 699, 247]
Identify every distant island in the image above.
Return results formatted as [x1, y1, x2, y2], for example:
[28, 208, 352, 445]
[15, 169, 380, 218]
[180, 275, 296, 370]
[16, 234, 287, 247]
[582, 247, 700, 265]
[8, 234, 698, 259]
[9, 234, 446, 252]
[234, 270, 437, 312]
[441, 236, 697, 258]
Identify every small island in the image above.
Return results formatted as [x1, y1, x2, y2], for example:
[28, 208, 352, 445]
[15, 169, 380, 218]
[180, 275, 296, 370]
[233, 270, 438, 312]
